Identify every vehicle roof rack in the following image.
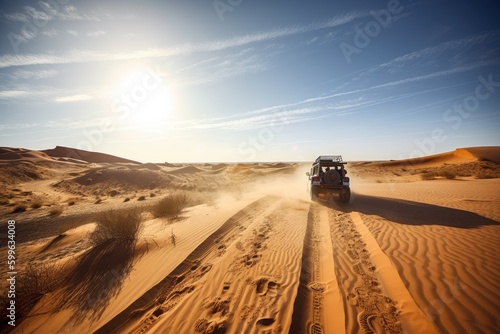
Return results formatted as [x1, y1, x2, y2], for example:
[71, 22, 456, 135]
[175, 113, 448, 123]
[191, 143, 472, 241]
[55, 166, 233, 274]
[315, 155, 343, 163]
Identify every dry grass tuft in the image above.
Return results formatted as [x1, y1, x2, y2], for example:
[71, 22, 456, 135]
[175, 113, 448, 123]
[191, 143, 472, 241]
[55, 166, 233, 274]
[170, 228, 177, 246]
[90, 207, 143, 246]
[476, 171, 496, 179]
[439, 170, 457, 179]
[49, 205, 64, 216]
[151, 193, 191, 219]
[11, 204, 27, 213]
[421, 172, 437, 180]
[30, 197, 45, 209]
[9, 262, 62, 317]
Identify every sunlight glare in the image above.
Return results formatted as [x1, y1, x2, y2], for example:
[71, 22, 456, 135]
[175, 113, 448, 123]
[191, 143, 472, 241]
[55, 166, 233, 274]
[114, 66, 172, 128]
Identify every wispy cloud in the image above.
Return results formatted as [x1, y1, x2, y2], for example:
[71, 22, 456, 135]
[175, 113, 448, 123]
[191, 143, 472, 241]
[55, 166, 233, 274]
[0, 12, 366, 69]
[0, 85, 85, 101]
[175, 48, 277, 87]
[40, 28, 59, 37]
[184, 105, 341, 131]
[380, 31, 500, 74]
[87, 30, 106, 37]
[3, 2, 101, 22]
[0, 122, 40, 132]
[54, 94, 93, 102]
[0, 90, 30, 98]
[330, 30, 500, 94]
[10, 69, 58, 80]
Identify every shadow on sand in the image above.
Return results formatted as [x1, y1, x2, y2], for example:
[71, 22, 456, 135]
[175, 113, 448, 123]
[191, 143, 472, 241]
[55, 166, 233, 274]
[324, 193, 499, 228]
[54, 238, 136, 324]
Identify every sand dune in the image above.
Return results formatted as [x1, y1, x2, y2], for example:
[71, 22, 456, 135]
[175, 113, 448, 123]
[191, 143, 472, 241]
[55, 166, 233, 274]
[0, 147, 53, 161]
[371, 146, 499, 167]
[168, 166, 204, 174]
[1, 146, 499, 333]
[42, 146, 140, 164]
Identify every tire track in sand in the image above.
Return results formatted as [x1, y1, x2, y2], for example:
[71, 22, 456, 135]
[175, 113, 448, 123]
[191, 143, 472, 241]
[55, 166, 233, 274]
[328, 208, 439, 334]
[328, 210, 401, 334]
[290, 203, 345, 334]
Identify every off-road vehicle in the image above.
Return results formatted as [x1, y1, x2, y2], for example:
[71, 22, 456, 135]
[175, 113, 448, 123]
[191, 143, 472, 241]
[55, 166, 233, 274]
[306, 155, 350, 203]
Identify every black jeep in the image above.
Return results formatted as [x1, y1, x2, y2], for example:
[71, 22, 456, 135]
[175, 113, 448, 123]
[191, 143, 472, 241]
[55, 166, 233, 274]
[306, 155, 350, 203]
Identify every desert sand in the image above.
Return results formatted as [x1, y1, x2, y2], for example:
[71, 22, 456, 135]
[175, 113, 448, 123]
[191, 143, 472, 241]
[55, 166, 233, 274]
[1, 146, 499, 333]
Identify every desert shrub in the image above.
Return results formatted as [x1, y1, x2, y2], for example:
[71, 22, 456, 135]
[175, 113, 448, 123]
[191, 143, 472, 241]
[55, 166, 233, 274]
[13, 262, 62, 317]
[124, 197, 130, 202]
[94, 198, 102, 204]
[420, 172, 436, 180]
[31, 197, 44, 209]
[439, 170, 457, 179]
[109, 190, 119, 197]
[137, 195, 146, 201]
[150, 192, 156, 197]
[476, 171, 495, 179]
[151, 193, 191, 218]
[11, 204, 27, 213]
[170, 228, 177, 246]
[49, 205, 64, 216]
[90, 207, 143, 246]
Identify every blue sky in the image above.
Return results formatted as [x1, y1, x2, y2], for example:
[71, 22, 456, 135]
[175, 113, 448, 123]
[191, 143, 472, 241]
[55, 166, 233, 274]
[0, 0, 499, 162]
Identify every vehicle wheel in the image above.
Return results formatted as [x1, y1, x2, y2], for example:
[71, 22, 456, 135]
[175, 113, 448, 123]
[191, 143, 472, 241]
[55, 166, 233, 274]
[339, 187, 351, 203]
[310, 187, 319, 201]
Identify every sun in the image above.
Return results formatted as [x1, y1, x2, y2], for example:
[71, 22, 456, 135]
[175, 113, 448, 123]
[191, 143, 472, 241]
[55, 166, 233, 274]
[114, 66, 172, 127]
[131, 85, 171, 125]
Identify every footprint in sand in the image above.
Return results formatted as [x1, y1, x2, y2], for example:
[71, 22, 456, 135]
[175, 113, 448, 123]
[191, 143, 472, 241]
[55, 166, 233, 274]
[256, 278, 278, 296]
[310, 322, 323, 334]
[152, 308, 164, 317]
[195, 318, 227, 334]
[256, 317, 275, 327]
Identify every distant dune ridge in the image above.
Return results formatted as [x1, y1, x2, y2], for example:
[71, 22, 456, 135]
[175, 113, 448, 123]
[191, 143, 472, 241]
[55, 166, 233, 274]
[0, 145, 499, 333]
[0, 147, 53, 161]
[2, 145, 498, 165]
[41, 146, 140, 164]
[375, 146, 500, 167]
